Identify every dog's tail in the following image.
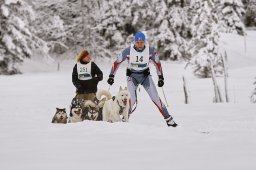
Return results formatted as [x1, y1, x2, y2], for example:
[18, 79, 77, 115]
[96, 89, 112, 101]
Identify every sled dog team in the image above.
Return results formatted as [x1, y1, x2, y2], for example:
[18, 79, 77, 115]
[52, 88, 130, 124]
[52, 32, 178, 127]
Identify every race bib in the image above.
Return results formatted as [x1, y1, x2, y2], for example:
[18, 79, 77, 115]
[129, 44, 150, 71]
[77, 61, 92, 80]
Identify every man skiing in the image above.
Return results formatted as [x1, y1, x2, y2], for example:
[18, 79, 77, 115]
[107, 31, 178, 127]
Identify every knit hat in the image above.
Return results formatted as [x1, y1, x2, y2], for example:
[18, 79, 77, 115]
[134, 32, 145, 42]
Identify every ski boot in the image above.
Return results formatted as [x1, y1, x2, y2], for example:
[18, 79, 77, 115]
[165, 116, 178, 127]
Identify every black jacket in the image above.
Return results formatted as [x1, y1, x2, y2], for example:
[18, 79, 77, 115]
[72, 61, 103, 94]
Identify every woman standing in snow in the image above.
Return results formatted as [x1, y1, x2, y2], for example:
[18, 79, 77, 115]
[72, 50, 103, 101]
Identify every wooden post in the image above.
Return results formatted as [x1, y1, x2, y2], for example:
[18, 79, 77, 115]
[81, 0, 86, 48]
[183, 62, 192, 104]
[209, 59, 222, 103]
[182, 76, 190, 104]
[244, 33, 247, 55]
[217, 86, 223, 103]
[222, 51, 229, 102]
[57, 62, 60, 71]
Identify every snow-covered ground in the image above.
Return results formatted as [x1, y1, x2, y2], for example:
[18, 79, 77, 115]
[0, 32, 256, 170]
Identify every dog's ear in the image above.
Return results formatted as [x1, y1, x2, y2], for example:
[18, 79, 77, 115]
[51, 117, 56, 123]
[119, 86, 123, 91]
[98, 101, 105, 108]
[124, 87, 127, 90]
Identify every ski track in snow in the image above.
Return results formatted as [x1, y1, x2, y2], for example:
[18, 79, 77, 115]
[0, 32, 256, 170]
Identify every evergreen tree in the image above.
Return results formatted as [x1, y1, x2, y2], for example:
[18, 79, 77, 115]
[188, 0, 224, 78]
[216, 0, 246, 35]
[31, 0, 101, 56]
[31, 0, 81, 55]
[94, 0, 129, 57]
[96, 0, 191, 60]
[244, 0, 256, 27]
[0, 0, 48, 75]
[149, 1, 191, 60]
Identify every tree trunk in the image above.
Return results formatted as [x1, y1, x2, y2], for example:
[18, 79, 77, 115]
[182, 76, 191, 104]
[223, 51, 229, 102]
[217, 86, 223, 103]
[244, 33, 247, 55]
[209, 59, 222, 103]
[81, 0, 86, 48]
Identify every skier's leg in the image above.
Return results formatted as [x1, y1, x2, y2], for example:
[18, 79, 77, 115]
[142, 76, 171, 119]
[142, 76, 177, 127]
[127, 76, 138, 115]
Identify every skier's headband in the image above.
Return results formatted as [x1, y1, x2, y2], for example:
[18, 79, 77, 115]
[77, 50, 90, 62]
[81, 50, 89, 58]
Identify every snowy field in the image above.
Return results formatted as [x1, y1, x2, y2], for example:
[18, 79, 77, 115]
[0, 32, 256, 170]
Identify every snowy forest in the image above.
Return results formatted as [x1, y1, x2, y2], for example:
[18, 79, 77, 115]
[1, 0, 255, 74]
[1, 0, 256, 100]
[1, 1, 256, 169]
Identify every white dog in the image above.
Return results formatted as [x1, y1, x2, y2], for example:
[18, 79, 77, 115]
[102, 86, 130, 123]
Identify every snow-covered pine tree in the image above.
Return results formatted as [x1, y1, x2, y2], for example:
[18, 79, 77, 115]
[96, 0, 191, 60]
[149, 0, 191, 60]
[251, 77, 256, 103]
[188, 0, 224, 78]
[31, 1, 67, 55]
[244, 0, 256, 27]
[216, 0, 246, 35]
[0, 0, 49, 75]
[31, 0, 82, 55]
[92, 0, 127, 57]
[31, 0, 101, 57]
[95, 0, 156, 57]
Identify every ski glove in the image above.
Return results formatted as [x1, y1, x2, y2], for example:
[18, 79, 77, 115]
[92, 77, 100, 82]
[158, 75, 164, 87]
[107, 75, 114, 85]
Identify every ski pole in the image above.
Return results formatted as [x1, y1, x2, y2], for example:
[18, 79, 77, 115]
[161, 87, 170, 107]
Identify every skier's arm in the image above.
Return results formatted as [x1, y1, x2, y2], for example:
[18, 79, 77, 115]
[149, 47, 164, 77]
[109, 47, 130, 76]
[92, 62, 103, 81]
[150, 48, 165, 87]
[72, 64, 82, 89]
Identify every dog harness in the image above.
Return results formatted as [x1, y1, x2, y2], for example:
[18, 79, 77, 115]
[128, 43, 150, 71]
[112, 96, 126, 121]
[77, 61, 92, 80]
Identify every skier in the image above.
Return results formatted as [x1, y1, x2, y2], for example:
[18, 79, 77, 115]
[72, 50, 103, 102]
[107, 32, 178, 127]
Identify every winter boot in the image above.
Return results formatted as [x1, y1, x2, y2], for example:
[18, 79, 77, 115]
[165, 116, 178, 127]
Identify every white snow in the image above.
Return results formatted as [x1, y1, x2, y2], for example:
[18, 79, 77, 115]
[0, 32, 256, 170]
[13, 16, 26, 30]
[3, 34, 16, 50]
[5, 0, 19, 5]
[1, 4, 10, 17]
